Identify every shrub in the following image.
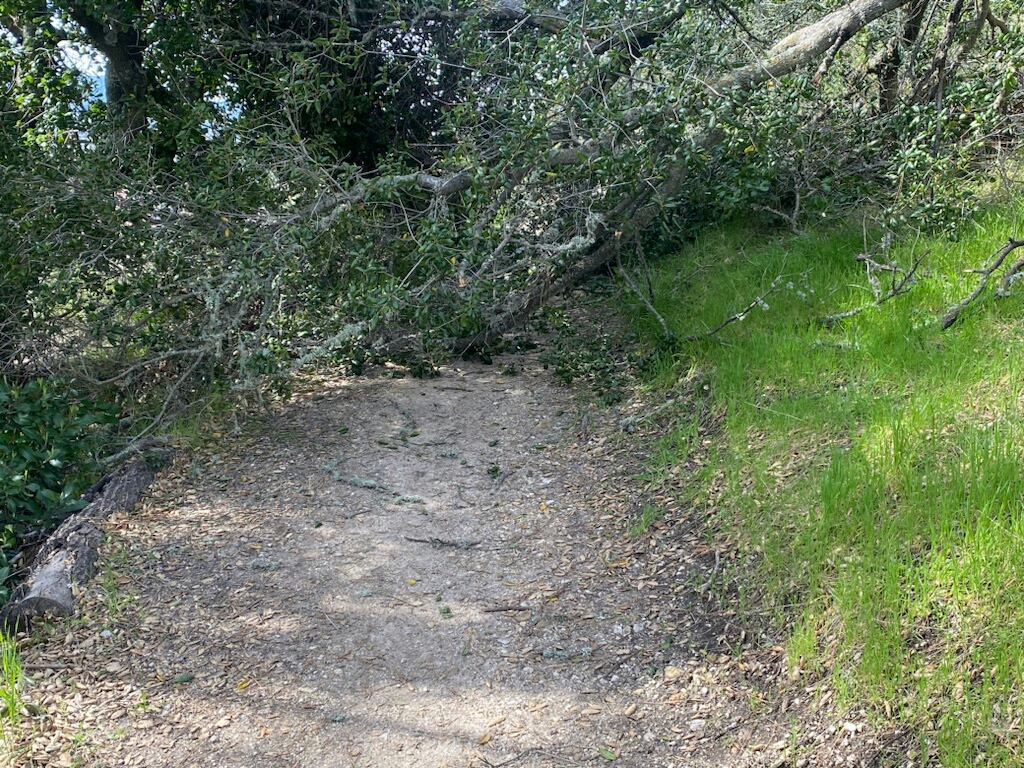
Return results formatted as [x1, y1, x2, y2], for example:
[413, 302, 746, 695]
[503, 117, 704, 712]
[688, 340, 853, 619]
[0, 379, 116, 598]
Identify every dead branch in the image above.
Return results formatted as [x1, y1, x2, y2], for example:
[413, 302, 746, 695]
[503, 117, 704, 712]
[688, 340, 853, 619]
[941, 237, 1024, 329]
[617, 253, 672, 340]
[997, 254, 1024, 297]
[681, 279, 783, 343]
[824, 250, 926, 327]
[404, 536, 480, 549]
[754, 190, 802, 233]
[481, 604, 530, 613]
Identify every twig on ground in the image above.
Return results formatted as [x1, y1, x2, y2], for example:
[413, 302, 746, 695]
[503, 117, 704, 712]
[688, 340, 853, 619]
[481, 604, 530, 613]
[698, 549, 721, 596]
[619, 398, 678, 433]
[404, 536, 480, 549]
[681, 278, 782, 343]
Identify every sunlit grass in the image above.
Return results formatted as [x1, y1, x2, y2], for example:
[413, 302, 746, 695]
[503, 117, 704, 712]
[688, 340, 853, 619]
[630, 204, 1024, 765]
[0, 632, 23, 747]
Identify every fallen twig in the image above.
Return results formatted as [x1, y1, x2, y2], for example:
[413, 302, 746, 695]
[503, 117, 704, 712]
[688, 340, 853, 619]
[404, 536, 480, 549]
[681, 278, 783, 343]
[481, 604, 530, 613]
[698, 549, 721, 596]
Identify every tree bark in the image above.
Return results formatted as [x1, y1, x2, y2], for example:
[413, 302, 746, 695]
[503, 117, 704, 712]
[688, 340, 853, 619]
[715, 0, 914, 92]
[65, 2, 149, 138]
[0, 456, 160, 629]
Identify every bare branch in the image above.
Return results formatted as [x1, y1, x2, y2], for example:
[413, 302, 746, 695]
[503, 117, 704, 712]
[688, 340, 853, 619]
[941, 238, 1024, 329]
[617, 252, 672, 340]
[824, 250, 926, 327]
[681, 280, 783, 343]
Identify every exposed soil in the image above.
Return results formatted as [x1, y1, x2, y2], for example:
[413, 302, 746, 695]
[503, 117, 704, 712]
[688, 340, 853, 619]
[5, 345, 907, 767]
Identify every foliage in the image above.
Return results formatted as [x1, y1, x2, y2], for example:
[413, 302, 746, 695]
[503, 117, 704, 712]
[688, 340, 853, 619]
[628, 198, 1024, 766]
[0, 378, 116, 594]
[0, 0, 1021, 431]
[541, 331, 630, 406]
[0, 632, 21, 729]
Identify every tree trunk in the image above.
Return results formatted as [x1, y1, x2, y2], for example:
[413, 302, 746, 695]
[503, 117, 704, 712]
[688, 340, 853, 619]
[65, 3, 149, 139]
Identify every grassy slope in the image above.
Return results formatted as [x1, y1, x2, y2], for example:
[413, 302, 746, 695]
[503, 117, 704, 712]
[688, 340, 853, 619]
[629, 207, 1024, 764]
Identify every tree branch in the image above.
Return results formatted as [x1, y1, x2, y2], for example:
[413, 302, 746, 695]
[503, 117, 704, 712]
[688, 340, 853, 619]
[941, 238, 1024, 329]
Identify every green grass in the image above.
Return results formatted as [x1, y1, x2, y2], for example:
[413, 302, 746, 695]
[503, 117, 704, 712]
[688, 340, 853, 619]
[629, 503, 666, 536]
[629, 205, 1024, 765]
[0, 632, 23, 740]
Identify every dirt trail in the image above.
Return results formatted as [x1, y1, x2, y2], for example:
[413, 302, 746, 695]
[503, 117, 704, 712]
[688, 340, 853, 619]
[8, 351, 806, 768]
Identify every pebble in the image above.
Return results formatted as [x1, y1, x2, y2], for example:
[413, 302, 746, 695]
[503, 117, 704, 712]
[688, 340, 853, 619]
[664, 665, 684, 681]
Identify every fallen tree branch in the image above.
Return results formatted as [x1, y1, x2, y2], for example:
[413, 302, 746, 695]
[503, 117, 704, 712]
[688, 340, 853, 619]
[446, 0, 914, 352]
[0, 455, 164, 629]
[717, 0, 913, 91]
[252, 0, 918, 363]
[941, 237, 1024, 329]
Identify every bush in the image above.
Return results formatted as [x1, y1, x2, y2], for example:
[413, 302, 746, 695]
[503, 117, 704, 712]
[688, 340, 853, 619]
[0, 379, 117, 597]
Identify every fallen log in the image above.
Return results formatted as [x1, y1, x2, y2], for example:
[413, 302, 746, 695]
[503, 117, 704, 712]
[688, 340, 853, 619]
[0, 455, 161, 629]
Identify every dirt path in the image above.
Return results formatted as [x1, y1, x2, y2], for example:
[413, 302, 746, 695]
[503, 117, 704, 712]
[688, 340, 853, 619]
[7, 351, 808, 768]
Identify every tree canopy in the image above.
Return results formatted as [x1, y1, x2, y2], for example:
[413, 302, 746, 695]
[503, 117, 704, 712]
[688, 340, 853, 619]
[0, 0, 1021, 429]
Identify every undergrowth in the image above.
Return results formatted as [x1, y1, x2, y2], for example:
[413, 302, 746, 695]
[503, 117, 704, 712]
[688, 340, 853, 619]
[0, 379, 116, 603]
[628, 203, 1024, 765]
